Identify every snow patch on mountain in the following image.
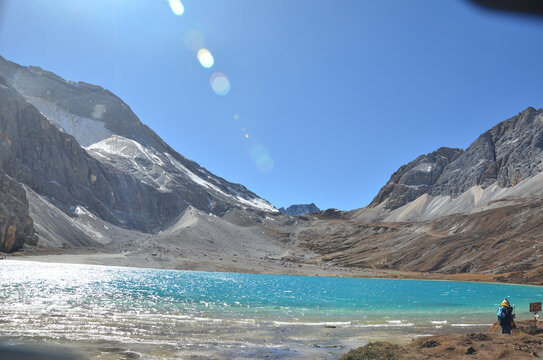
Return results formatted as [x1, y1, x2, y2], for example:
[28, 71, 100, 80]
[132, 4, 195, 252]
[88, 135, 165, 166]
[91, 104, 106, 119]
[86, 135, 277, 212]
[23, 96, 112, 146]
[163, 153, 276, 212]
[413, 163, 433, 173]
[235, 196, 277, 212]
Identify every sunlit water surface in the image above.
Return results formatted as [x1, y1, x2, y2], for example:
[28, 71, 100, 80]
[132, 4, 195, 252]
[1, 260, 542, 359]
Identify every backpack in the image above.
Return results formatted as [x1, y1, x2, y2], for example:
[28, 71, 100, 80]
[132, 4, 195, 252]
[497, 306, 510, 321]
[497, 306, 503, 319]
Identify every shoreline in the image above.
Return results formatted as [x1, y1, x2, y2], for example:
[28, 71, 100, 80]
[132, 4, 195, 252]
[3, 249, 542, 287]
[339, 320, 543, 360]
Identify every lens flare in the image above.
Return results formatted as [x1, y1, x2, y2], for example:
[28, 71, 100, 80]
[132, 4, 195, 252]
[197, 49, 214, 68]
[245, 134, 249, 138]
[249, 143, 275, 173]
[258, 156, 274, 172]
[233, 113, 240, 121]
[168, 0, 184, 15]
[209, 72, 231, 95]
[184, 30, 205, 52]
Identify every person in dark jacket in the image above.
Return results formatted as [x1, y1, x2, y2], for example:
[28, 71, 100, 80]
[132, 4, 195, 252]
[497, 298, 514, 334]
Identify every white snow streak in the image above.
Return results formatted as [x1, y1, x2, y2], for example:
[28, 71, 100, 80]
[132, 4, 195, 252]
[86, 136, 276, 212]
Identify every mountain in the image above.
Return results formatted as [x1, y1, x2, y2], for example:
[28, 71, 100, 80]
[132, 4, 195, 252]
[354, 107, 543, 222]
[0, 56, 277, 252]
[291, 107, 543, 282]
[368, 147, 463, 210]
[278, 203, 320, 216]
[2, 55, 542, 282]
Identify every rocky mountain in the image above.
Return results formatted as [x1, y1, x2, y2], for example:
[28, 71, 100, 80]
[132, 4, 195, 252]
[290, 107, 543, 281]
[0, 75, 183, 233]
[2, 54, 543, 282]
[0, 56, 276, 252]
[369, 147, 463, 210]
[278, 203, 320, 216]
[429, 107, 543, 194]
[356, 107, 543, 222]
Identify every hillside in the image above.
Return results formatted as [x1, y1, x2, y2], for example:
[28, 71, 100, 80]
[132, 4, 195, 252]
[288, 108, 543, 282]
[0, 55, 277, 253]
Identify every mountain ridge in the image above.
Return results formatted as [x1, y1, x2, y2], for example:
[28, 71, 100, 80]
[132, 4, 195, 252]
[368, 107, 543, 216]
[0, 55, 274, 216]
[0, 56, 277, 252]
[292, 106, 543, 280]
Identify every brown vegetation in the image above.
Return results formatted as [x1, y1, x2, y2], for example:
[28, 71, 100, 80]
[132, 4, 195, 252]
[339, 321, 543, 359]
[294, 200, 543, 284]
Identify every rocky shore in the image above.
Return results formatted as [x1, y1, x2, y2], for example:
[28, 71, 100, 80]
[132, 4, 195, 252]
[340, 320, 543, 360]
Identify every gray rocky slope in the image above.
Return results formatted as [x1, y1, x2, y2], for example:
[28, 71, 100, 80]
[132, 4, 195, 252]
[0, 172, 37, 252]
[0, 75, 182, 248]
[362, 107, 543, 220]
[0, 56, 277, 252]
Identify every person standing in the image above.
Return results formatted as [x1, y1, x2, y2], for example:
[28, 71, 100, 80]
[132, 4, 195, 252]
[497, 298, 513, 334]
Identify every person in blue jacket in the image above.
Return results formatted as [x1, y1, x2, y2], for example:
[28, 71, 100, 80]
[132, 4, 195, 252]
[497, 298, 514, 334]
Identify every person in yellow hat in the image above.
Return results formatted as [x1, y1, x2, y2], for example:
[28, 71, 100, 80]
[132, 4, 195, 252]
[497, 298, 514, 334]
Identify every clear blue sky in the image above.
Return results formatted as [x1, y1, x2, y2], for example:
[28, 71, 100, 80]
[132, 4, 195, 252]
[1, 0, 542, 211]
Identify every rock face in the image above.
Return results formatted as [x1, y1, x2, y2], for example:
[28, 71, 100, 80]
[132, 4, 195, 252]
[0, 76, 181, 232]
[0, 55, 274, 218]
[369, 147, 463, 210]
[0, 172, 37, 252]
[0, 56, 278, 251]
[0, 56, 276, 251]
[278, 203, 320, 216]
[431, 107, 543, 196]
[370, 107, 543, 210]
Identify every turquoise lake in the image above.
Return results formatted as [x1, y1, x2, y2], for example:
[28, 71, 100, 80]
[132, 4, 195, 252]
[1, 260, 542, 359]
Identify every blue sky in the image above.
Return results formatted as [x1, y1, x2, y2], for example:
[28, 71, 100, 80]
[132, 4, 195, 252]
[1, 0, 542, 211]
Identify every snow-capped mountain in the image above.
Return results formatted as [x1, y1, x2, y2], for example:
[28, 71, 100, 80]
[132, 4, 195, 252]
[0, 55, 275, 251]
[85, 136, 275, 212]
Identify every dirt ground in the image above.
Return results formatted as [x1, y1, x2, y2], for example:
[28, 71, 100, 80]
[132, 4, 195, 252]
[339, 320, 543, 360]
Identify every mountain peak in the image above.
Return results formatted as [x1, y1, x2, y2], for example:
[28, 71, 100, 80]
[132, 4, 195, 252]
[0, 55, 277, 249]
[369, 107, 543, 212]
[279, 203, 320, 216]
[369, 147, 463, 210]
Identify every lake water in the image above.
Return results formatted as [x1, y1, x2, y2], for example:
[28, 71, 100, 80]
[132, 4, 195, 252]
[1, 260, 542, 359]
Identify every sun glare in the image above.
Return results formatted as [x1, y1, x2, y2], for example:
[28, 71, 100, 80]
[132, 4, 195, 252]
[197, 49, 215, 68]
[168, 0, 184, 16]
